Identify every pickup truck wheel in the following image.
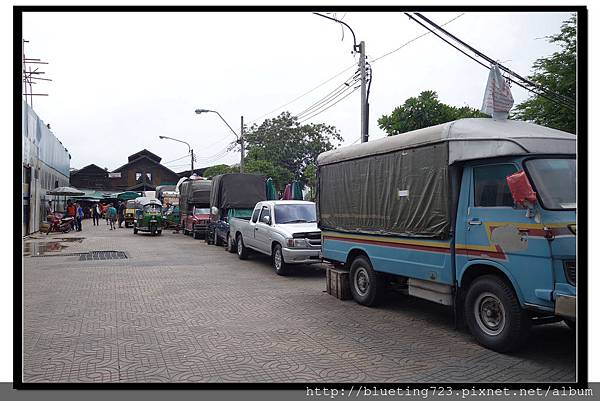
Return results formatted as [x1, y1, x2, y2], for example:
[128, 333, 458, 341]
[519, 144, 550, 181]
[225, 233, 236, 253]
[236, 234, 248, 260]
[349, 256, 383, 306]
[214, 230, 223, 246]
[464, 275, 530, 353]
[272, 244, 289, 276]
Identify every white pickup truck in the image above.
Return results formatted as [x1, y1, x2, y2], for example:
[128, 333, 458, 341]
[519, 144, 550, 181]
[228, 200, 322, 275]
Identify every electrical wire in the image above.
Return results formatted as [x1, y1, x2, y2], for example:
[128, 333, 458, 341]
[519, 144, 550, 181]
[295, 74, 360, 119]
[162, 154, 191, 165]
[297, 85, 361, 124]
[408, 12, 575, 110]
[247, 64, 357, 125]
[413, 12, 576, 107]
[249, 13, 465, 128]
[370, 13, 465, 63]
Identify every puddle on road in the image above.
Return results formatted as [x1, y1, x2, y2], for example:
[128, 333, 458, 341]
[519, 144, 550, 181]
[23, 237, 84, 257]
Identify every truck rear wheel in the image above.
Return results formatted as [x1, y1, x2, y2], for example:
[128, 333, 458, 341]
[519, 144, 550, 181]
[349, 256, 383, 306]
[464, 275, 530, 353]
[236, 233, 248, 260]
[214, 230, 223, 246]
[225, 233, 236, 253]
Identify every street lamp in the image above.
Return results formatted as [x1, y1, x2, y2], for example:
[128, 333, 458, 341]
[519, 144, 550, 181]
[158, 135, 194, 174]
[194, 109, 245, 173]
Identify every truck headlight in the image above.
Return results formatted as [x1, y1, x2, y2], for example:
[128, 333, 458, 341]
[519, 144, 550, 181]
[286, 238, 309, 248]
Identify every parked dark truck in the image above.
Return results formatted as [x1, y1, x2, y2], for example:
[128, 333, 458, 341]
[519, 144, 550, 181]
[206, 173, 266, 249]
[179, 178, 212, 239]
[317, 118, 576, 352]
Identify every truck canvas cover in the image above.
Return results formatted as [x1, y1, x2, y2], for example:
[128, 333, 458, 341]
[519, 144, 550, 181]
[318, 143, 450, 238]
[316, 118, 575, 239]
[210, 173, 266, 209]
[180, 179, 212, 206]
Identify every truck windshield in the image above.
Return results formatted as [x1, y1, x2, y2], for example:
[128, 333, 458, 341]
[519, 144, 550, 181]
[194, 207, 210, 215]
[524, 158, 576, 210]
[274, 204, 316, 224]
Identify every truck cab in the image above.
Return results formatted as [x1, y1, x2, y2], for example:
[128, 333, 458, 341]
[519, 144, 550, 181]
[317, 118, 576, 352]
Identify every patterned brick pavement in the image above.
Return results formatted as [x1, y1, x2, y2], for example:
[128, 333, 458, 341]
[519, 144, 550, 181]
[22, 219, 576, 383]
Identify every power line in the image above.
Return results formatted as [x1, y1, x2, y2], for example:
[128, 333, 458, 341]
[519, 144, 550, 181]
[370, 13, 465, 63]
[408, 12, 575, 110]
[413, 12, 576, 107]
[295, 72, 360, 119]
[298, 85, 361, 124]
[162, 154, 191, 165]
[247, 64, 357, 125]
[248, 13, 465, 128]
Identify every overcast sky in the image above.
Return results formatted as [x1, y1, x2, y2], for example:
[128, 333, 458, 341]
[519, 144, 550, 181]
[22, 10, 573, 173]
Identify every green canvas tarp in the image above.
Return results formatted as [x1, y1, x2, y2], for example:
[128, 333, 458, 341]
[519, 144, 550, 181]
[317, 143, 450, 238]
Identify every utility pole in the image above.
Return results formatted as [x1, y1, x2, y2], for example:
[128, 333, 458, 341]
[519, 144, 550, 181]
[359, 41, 369, 143]
[240, 116, 245, 173]
[190, 148, 194, 174]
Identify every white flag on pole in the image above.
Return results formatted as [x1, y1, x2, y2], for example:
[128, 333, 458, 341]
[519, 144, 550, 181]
[481, 64, 514, 120]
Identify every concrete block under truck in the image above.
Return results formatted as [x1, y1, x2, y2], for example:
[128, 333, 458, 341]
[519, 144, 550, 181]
[179, 178, 212, 239]
[206, 173, 267, 250]
[316, 118, 576, 352]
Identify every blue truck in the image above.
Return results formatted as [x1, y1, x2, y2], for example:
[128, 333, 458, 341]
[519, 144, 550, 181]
[316, 118, 576, 352]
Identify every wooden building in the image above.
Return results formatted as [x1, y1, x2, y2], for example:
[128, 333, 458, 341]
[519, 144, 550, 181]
[70, 149, 181, 192]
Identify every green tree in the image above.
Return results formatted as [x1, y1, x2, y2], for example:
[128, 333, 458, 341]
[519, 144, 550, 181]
[243, 158, 293, 192]
[202, 164, 238, 179]
[513, 14, 576, 134]
[244, 112, 342, 186]
[378, 90, 487, 136]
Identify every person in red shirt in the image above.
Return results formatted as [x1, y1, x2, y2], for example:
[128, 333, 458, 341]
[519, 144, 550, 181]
[66, 201, 76, 218]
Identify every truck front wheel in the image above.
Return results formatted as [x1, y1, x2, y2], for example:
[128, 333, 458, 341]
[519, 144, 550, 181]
[349, 256, 383, 306]
[464, 275, 530, 353]
[272, 244, 288, 276]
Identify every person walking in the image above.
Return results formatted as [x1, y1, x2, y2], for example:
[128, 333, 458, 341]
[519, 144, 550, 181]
[75, 203, 84, 231]
[103, 203, 109, 225]
[107, 203, 117, 230]
[92, 203, 101, 226]
[118, 201, 125, 228]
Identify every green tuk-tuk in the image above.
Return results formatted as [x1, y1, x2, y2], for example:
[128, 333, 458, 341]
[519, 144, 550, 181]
[133, 197, 163, 236]
[163, 204, 180, 230]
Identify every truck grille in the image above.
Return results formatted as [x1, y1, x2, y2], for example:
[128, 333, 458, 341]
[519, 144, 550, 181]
[564, 261, 576, 286]
[293, 231, 321, 239]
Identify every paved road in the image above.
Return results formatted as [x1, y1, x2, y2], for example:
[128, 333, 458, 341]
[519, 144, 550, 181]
[22, 219, 576, 383]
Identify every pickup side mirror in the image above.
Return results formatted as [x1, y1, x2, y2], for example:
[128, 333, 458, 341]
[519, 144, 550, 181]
[262, 215, 271, 225]
[506, 170, 537, 209]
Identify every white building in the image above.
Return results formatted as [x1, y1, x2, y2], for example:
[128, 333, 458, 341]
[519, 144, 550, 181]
[22, 102, 71, 235]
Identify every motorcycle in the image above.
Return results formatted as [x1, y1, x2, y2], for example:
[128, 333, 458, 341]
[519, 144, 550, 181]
[46, 213, 75, 235]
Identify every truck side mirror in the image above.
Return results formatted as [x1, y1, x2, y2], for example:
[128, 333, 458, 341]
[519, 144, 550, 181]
[210, 206, 218, 216]
[506, 170, 537, 210]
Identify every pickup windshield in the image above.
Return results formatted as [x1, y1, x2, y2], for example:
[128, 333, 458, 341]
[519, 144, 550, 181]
[193, 207, 210, 215]
[524, 158, 576, 210]
[274, 204, 316, 224]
